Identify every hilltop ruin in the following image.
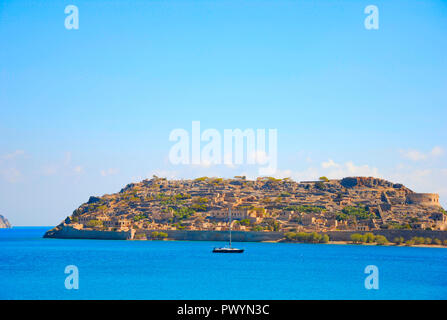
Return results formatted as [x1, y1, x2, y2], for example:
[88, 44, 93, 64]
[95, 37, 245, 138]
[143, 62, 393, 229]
[47, 176, 446, 236]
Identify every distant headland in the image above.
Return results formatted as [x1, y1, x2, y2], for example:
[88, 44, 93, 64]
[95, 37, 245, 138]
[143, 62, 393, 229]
[44, 176, 447, 245]
[0, 214, 12, 228]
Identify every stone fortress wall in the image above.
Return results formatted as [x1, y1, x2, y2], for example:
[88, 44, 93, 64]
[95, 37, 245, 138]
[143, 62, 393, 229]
[44, 226, 447, 241]
[44, 225, 135, 240]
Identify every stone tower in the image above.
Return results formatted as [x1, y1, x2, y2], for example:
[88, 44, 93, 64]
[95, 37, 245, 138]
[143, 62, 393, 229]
[406, 193, 441, 207]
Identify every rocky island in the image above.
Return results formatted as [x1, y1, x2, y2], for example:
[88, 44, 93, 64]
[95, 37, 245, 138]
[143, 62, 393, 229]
[0, 214, 12, 228]
[44, 176, 447, 244]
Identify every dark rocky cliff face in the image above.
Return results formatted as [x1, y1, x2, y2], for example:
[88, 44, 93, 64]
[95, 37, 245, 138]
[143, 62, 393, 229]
[340, 177, 412, 193]
[0, 214, 11, 228]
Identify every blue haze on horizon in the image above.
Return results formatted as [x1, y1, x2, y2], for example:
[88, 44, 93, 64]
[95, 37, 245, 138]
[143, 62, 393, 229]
[0, 0, 446, 225]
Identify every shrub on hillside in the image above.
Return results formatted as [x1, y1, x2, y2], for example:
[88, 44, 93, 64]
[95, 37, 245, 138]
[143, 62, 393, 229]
[374, 235, 388, 245]
[150, 231, 168, 240]
[285, 232, 330, 244]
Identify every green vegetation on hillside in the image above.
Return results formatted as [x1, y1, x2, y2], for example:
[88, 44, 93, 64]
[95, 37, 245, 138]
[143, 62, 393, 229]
[337, 206, 375, 221]
[284, 232, 329, 244]
[284, 205, 325, 214]
[85, 220, 103, 228]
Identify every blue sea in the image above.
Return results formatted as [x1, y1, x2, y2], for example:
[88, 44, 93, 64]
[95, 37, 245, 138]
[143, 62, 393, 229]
[0, 227, 446, 300]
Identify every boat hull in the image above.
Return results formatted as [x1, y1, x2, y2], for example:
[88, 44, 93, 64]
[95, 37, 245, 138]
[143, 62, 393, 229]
[212, 248, 244, 253]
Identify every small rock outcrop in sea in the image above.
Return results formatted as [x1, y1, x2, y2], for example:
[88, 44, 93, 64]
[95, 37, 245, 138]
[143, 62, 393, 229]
[0, 214, 12, 228]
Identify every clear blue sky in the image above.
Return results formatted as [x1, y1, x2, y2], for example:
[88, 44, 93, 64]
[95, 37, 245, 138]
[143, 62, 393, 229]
[1, 0, 446, 225]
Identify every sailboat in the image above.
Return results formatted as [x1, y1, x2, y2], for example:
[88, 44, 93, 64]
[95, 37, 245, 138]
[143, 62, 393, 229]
[212, 208, 244, 253]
